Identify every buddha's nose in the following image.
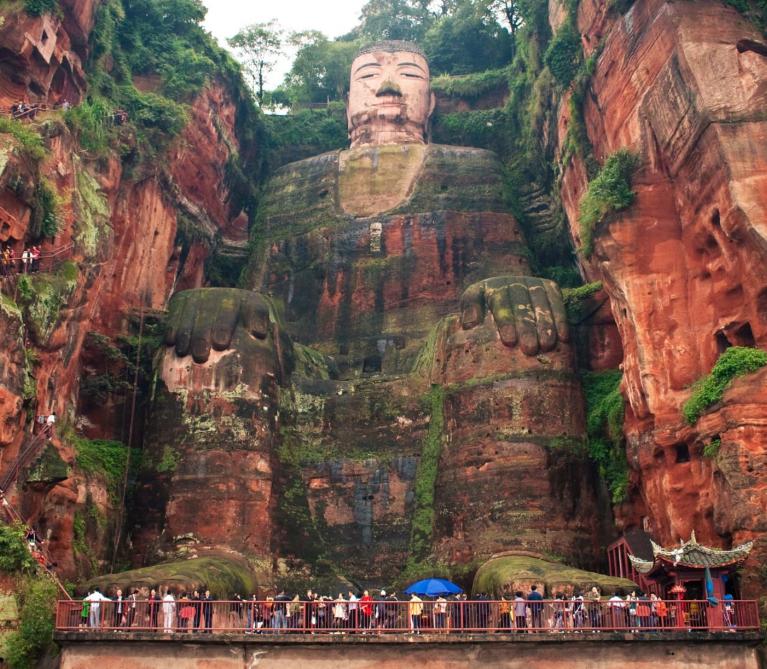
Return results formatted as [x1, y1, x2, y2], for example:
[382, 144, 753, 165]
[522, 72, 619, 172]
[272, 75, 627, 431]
[376, 80, 402, 97]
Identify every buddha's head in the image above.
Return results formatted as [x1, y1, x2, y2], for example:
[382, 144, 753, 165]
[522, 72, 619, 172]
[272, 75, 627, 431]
[347, 40, 436, 148]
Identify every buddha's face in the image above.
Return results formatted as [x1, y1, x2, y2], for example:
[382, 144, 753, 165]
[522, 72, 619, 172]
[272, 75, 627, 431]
[347, 49, 436, 147]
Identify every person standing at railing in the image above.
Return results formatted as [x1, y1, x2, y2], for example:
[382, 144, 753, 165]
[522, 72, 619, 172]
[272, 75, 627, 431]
[162, 590, 176, 633]
[126, 589, 138, 628]
[191, 590, 201, 631]
[723, 594, 735, 629]
[528, 585, 544, 631]
[333, 593, 347, 631]
[113, 588, 126, 629]
[359, 590, 373, 630]
[608, 591, 626, 629]
[148, 588, 159, 629]
[85, 588, 108, 629]
[636, 592, 652, 629]
[513, 591, 527, 633]
[586, 586, 601, 630]
[21, 247, 31, 274]
[385, 591, 399, 629]
[434, 595, 448, 632]
[347, 590, 359, 632]
[408, 593, 423, 634]
[274, 591, 290, 631]
[202, 589, 215, 632]
[571, 592, 585, 629]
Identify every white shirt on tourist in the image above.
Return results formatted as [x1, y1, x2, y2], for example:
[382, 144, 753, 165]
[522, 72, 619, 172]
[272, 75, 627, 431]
[85, 591, 108, 608]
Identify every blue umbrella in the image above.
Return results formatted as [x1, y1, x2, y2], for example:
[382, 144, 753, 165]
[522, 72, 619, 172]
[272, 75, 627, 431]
[404, 578, 463, 597]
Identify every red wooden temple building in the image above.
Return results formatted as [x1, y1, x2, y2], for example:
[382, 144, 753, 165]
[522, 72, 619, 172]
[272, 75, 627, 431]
[608, 529, 753, 601]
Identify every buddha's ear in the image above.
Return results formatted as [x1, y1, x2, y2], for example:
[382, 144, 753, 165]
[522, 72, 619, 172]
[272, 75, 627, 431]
[345, 93, 351, 130]
[429, 91, 436, 118]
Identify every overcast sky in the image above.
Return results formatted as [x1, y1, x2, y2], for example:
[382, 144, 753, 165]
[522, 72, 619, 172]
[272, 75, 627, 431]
[202, 0, 367, 88]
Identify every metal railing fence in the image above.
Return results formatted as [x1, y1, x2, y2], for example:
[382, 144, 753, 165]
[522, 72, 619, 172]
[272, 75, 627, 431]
[55, 598, 760, 636]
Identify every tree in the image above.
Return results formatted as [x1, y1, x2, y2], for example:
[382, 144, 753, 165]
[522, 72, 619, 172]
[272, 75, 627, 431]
[228, 21, 284, 104]
[489, 0, 524, 35]
[278, 32, 360, 105]
[424, 1, 512, 74]
[358, 0, 434, 41]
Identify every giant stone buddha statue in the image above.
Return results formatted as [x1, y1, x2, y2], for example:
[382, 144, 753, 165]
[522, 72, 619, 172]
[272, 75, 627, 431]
[135, 42, 606, 580]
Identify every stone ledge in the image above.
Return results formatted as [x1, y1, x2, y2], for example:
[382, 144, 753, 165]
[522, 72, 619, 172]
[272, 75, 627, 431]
[54, 630, 763, 645]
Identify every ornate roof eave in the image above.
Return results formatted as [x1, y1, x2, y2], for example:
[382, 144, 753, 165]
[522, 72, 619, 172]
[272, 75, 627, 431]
[646, 532, 754, 570]
[628, 555, 656, 575]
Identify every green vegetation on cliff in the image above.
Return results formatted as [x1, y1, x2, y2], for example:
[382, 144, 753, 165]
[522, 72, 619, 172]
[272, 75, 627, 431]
[407, 385, 446, 566]
[582, 369, 628, 503]
[0, 523, 36, 573]
[73, 436, 135, 498]
[725, 0, 767, 32]
[0, 118, 46, 162]
[23, 0, 60, 16]
[16, 261, 78, 345]
[683, 346, 767, 424]
[0, 524, 57, 669]
[4, 577, 57, 669]
[578, 149, 640, 257]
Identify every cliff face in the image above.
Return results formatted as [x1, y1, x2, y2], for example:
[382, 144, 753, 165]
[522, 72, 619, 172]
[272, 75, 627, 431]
[0, 1, 260, 579]
[557, 0, 767, 594]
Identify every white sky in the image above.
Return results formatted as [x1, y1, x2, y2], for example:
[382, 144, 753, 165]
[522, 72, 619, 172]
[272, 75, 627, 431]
[202, 0, 367, 89]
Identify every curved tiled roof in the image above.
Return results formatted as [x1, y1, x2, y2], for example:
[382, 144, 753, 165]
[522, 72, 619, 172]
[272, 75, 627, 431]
[629, 531, 753, 574]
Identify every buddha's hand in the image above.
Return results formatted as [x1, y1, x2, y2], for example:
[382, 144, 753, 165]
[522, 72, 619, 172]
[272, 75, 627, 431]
[459, 276, 570, 356]
[164, 288, 274, 364]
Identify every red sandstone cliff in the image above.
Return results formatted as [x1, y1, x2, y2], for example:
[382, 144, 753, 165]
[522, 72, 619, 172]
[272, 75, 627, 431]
[0, 1, 259, 578]
[556, 0, 767, 595]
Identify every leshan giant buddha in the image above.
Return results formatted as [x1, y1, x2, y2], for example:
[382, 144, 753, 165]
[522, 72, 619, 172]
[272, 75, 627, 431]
[135, 42, 608, 583]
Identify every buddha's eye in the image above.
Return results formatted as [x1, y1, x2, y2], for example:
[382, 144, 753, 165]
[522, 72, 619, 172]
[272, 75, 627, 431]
[401, 72, 423, 79]
[359, 73, 378, 79]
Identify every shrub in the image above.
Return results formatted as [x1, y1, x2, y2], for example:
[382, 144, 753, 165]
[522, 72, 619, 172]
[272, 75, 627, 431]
[24, 0, 60, 17]
[544, 21, 583, 88]
[578, 149, 640, 256]
[5, 577, 58, 669]
[0, 117, 46, 162]
[0, 523, 37, 573]
[431, 67, 509, 99]
[703, 437, 721, 459]
[73, 436, 132, 496]
[683, 347, 767, 424]
[30, 178, 60, 239]
[64, 98, 112, 155]
[582, 370, 629, 503]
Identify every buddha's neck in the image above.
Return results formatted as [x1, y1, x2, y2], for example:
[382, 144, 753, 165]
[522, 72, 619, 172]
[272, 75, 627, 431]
[349, 123, 427, 149]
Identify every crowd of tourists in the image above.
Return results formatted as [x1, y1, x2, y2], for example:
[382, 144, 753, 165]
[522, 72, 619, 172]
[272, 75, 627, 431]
[70, 585, 737, 634]
[1, 244, 43, 276]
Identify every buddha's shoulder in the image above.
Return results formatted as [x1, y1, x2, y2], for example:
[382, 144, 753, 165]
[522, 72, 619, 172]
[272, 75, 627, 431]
[272, 150, 341, 179]
[421, 144, 504, 178]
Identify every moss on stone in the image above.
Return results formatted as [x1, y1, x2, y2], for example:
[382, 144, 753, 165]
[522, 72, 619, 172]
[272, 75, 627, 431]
[24, 443, 69, 484]
[473, 554, 636, 596]
[407, 384, 445, 566]
[16, 261, 78, 345]
[73, 164, 111, 258]
[562, 281, 602, 323]
[85, 552, 262, 598]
